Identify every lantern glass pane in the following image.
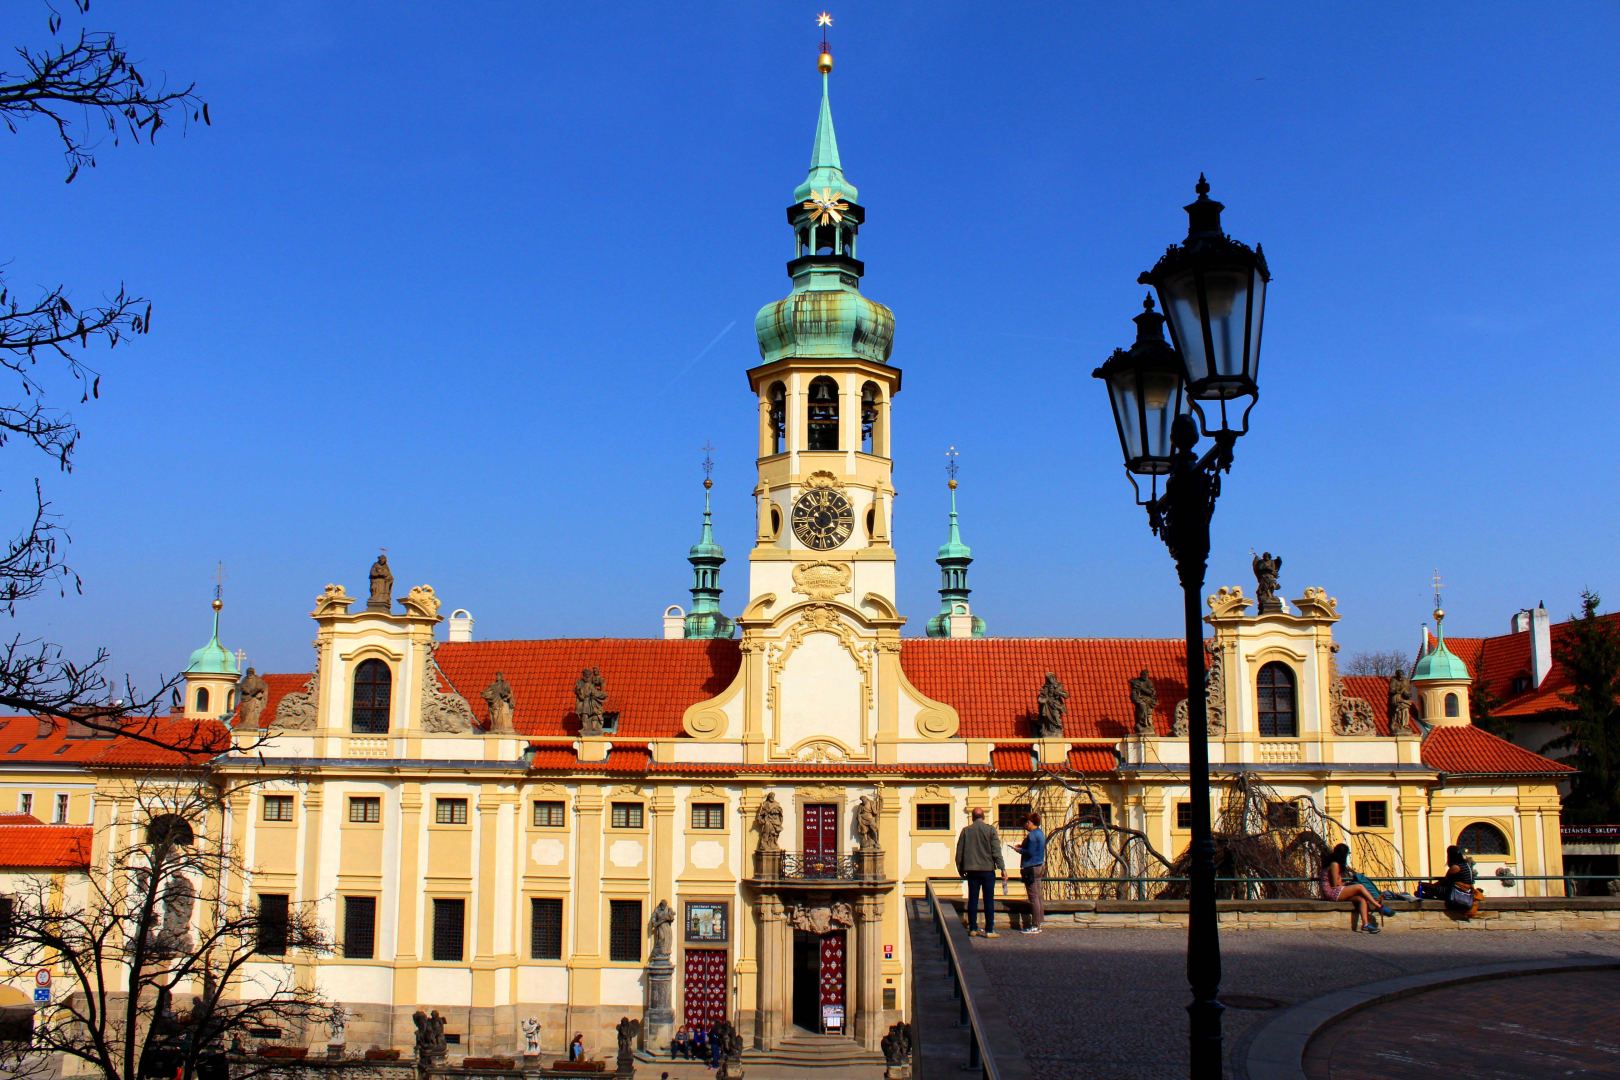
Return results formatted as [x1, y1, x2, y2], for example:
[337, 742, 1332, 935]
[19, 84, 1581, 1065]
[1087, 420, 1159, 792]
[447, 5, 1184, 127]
[1247, 272, 1266, 385]
[1160, 271, 1208, 386]
[1108, 370, 1144, 463]
[1138, 369, 1182, 469]
[1202, 267, 1250, 389]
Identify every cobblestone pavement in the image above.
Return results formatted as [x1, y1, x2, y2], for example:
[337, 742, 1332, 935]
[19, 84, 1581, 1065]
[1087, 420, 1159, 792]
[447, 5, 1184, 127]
[1303, 968, 1620, 1079]
[968, 926, 1620, 1079]
[634, 1062, 886, 1079]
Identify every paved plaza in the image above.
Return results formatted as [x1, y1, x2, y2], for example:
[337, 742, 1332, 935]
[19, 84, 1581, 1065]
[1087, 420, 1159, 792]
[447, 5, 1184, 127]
[967, 926, 1620, 1079]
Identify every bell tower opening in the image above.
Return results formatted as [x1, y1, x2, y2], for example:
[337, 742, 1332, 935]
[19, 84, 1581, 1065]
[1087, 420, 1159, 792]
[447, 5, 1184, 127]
[807, 376, 840, 451]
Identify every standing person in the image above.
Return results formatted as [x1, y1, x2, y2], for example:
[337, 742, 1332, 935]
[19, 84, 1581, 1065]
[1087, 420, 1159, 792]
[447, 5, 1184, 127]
[1014, 811, 1047, 934]
[955, 806, 1007, 938]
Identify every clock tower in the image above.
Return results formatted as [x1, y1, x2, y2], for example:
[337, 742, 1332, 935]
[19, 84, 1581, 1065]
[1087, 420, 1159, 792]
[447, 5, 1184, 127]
[745, 33, 900, 623]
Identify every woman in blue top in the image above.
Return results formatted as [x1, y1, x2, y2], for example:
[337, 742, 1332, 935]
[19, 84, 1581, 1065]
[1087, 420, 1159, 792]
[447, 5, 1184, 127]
[1014, 811, 1047, 934]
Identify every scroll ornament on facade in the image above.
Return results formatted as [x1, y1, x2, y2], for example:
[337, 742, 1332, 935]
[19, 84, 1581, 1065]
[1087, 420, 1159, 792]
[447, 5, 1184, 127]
[420, 643, 476, 733]
[1330, 674, 1376, 736]
[1172, 651, 1226, 737]
[272, 660, 320, 730]
[789, 901, 854, 934]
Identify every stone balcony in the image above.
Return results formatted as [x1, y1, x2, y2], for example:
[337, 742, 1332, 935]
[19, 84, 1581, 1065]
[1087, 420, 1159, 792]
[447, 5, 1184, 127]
[749, 848, 889, 889]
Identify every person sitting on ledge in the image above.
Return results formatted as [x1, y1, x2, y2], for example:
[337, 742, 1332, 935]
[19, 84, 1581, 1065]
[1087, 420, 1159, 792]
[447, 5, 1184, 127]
[568, 1033, 585, 1061]
[1418, 844, 1477, 912]
[691, 1025, 708, 1064]
[1321, 842, 1391, 933]
[672, 1024, 692, 1059]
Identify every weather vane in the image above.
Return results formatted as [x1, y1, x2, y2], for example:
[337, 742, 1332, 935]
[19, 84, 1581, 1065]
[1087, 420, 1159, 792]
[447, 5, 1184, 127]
[817, 12, 834, 74]
[701, 440, 716, 489]
[1431, 568, 1445, 613]
[945, 445, 960, 488]
[213, 561, 225, 608]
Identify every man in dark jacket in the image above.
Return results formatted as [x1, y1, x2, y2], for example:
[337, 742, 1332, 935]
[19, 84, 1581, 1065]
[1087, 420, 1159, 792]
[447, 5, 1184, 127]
[955, 807, 1007, 937]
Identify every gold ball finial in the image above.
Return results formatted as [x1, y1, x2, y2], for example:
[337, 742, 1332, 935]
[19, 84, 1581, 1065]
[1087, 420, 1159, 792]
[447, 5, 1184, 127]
[212, 598, 223, 612]
[703, 478, 713, 490]
[948, 478, 957, 490]
[818, 48, 833, 74]
[1434, 607, 1445, 623]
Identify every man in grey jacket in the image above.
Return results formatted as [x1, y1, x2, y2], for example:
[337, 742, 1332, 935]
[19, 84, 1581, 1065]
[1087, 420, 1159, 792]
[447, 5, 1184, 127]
[955, 807, 1007, 937]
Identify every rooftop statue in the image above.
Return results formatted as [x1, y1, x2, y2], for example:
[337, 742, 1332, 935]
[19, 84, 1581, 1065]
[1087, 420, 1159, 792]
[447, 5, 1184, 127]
[1036, 672, 1068, 737]
[1388, 670, 1415, 735]
[1252, 551, 1283, 613]
[574, 666, 608, 736]
[1129, 669, 1158, 736]
[482, 671, 516, 733]
[236, 667, 268, 729]
[368, 552, 393, 612]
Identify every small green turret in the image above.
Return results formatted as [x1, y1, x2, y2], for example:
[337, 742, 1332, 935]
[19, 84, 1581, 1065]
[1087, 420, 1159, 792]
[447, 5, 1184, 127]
[683, 475, 736, 640]
[926, 450, 986, 638]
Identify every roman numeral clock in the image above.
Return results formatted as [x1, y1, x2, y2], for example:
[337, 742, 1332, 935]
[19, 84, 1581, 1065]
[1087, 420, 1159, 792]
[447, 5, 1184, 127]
[791, 488, 854, 550]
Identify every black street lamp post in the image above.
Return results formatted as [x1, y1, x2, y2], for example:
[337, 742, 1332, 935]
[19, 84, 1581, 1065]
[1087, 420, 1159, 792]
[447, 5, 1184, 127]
[1093, 175, 1270, 1080]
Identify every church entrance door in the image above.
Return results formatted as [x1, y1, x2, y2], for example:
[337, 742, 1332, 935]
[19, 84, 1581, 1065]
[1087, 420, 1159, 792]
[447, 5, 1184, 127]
[682, 948, 728, 1030]
[802, 803, 838, 877]
[790, 929, 847, 1034]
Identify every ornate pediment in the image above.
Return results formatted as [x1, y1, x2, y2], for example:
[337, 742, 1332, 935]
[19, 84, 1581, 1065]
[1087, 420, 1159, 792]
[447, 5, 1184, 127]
[792, 561, 852, 601]
[803, 469, 843, 491]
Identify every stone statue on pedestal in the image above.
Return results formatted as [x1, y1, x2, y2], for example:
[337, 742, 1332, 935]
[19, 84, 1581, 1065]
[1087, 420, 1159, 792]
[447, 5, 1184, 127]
[1036, 672, 1068, 737]
[236, 668, 268, 728]
[367, 553, 393, 612]
[856, 794, 881, 849]
[755, 792, 783, 851]
[1388, 670, 1415, 734]
[649, 899, 675, 960]
[1252, 551, 1283, 613]
[615, 1017, 641, 1067]
[575, 667, 608, 736]
[482, 672, 516, 733]
[521, 1016, 541, 1056]
[1129, 669, 1157, 736]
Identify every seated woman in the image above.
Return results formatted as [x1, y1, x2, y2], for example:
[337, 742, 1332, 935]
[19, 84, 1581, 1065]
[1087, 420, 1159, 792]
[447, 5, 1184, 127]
[671, 1025, 691, 1059]
[568, 1033, 585, 1061]
[1321, 842, 1390, 933]
[1421, 845, 1476, 909]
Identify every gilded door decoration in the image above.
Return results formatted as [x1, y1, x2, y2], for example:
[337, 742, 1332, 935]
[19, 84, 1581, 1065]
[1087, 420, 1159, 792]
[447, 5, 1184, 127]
[682, 948, 728, 1030]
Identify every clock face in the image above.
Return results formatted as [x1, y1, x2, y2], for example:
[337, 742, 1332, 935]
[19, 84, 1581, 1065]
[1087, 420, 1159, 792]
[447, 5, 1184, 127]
[792, 489, 854, 550]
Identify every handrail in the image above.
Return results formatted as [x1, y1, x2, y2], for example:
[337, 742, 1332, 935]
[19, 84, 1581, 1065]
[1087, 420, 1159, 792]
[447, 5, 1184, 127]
[923, 878, 1033, 1080]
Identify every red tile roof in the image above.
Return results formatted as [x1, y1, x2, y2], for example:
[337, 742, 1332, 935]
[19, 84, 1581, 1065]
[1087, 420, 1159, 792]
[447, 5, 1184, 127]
[0, 717, 122, 763]
[899, 638, 1191, 738]
[1421, 725, 1574, 776]
[0, 813, 41, 825]
[0, 715, 229, 768]
[1429, 611, 1620, 720]
[434, 639, 742, 738]
[0, 823, 92, 869]
[1341, 674, 1397, 736]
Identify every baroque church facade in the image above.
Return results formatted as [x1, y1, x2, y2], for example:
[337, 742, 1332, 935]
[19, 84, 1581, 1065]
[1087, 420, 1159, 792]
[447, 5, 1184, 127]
[0, 40, 1572, 1063]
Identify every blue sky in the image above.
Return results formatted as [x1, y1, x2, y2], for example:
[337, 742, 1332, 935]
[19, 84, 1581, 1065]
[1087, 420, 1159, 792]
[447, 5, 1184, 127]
[5, 2, 1618, 692]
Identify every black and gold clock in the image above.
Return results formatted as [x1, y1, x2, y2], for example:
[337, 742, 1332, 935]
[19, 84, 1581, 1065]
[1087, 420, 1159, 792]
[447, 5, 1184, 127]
[791, 488, 854, 550]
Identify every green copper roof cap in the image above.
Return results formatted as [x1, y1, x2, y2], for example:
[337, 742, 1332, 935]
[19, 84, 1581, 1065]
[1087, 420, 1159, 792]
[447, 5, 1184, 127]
[684, 477, 734, 639]
[793, 71, 858, 204]
[937, 482, 973, 561]
[927, 463, 986, 638]
[1413, 608, 1470, 682]
[688, 481, 725, 561]
[184, 600, 238, 675]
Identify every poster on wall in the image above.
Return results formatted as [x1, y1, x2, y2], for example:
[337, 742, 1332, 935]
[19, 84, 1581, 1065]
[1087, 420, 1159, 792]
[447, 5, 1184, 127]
[685, 902, 729, 943]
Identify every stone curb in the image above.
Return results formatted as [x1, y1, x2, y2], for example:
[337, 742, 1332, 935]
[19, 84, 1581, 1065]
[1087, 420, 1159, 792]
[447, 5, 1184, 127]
[1234, 956, 1620, 1080]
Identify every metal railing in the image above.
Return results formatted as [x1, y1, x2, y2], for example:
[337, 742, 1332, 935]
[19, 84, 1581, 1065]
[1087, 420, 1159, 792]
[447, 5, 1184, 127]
[923, 879, 1014, 1080]
[776, 852, 859, 880]
[1006, 873, 1619, 900]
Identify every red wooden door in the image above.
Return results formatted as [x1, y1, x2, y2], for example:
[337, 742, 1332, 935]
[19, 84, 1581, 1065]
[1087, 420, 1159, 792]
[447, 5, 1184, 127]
[803, 803, 837, 876]
[682, 948, 728, 1030]
[819, 931, 846, 1033]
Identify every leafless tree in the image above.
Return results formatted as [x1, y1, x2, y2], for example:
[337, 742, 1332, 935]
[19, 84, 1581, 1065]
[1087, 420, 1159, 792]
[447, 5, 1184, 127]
[0, 778, 335, 1080]
[1343, 650, 1412, 678]
[0, 2, 214, 749]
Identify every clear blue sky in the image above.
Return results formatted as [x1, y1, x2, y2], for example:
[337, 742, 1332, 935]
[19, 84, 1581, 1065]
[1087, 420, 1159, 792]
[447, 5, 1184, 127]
[5, 2, 1618, 693]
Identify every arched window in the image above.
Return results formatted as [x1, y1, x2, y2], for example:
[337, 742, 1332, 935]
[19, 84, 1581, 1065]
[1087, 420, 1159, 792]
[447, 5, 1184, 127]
[767, 382, 786, 454]
[1458, 822, 1509, 857]
[807, 377, 839, 451]
[226, 690, 236, 711]
[351, 659, 392, 734]
[146, 814, 195, 848]
[860, 382, 880, 454]
[194, 687, 210, 713]
[1444, 692, 1460, 718]
[1256, 662, 1297, 737]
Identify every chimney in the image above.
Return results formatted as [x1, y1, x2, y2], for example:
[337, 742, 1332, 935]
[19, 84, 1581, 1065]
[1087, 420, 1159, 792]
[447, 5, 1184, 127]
[448, 608, 475, 643]
[1510, 610, 1530, 634]
[662, 605, 686, 640]
[1530, 603, 1551, 687]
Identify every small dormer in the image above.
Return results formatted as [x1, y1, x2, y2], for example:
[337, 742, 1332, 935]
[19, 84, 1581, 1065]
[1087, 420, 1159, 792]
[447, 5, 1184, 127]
[182, 598, 238, 720]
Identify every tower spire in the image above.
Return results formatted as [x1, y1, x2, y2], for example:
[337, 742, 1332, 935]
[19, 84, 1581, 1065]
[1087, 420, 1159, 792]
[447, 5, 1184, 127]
[926, 447, 986, 638]
[683, 444, 735, 640]
[795, 13, 857, 204]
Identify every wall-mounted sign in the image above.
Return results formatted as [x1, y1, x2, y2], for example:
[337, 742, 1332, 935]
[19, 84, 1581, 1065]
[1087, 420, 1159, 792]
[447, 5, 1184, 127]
[34, 970, 50, 987]
[685, 902, 729, 943]
[33, 988, 50, 1004]
[883, 944, 893, 960]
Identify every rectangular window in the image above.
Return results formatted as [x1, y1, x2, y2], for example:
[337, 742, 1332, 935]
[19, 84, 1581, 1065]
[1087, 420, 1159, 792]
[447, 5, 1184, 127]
[1176, 802, 1194, 830]
[262, 795, 295, 822]
[17, 793, 30, 816]
[532, 800, 565, 828]
[432, 899, 466, 962]
[256, 894, 290, 956]
[997, 804, 1031, 830]
[435, 798, 469, 825]
[1354, 801, 1390, 829]
[609, 899, 642, 963]
[611, 802, 644, 829]
[530, 897, 563, 960]
[348, 797, 381, 823]
[53, 794, 68, 824]
[690, 803, 725, 830]
[343, 896, 376, 959]
[1265, 801, 1301, 830]
[915, 803, 951, 831]
[1077, 803, 1113, 827]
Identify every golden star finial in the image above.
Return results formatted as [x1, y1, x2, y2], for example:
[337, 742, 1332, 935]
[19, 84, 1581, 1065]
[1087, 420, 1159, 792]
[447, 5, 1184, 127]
[803, 187, 849, 225]
[817, 12, 833, 28]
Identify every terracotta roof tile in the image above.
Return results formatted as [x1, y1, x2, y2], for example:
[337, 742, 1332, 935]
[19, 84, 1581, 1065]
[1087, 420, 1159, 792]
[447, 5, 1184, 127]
[1421, 725, 1573, 776]
[1066, 746, 1118, 773]
[0, 717, 122, 762]
[436, 639, 741, 738]
[91, 717, 230, 767]
[0, 813, 41, 825]
[900, 638, 1190, 738]
[1340, 674, 1397, 736]
[0, 823, 92, 869]
[1437, 611, 1620, 720]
